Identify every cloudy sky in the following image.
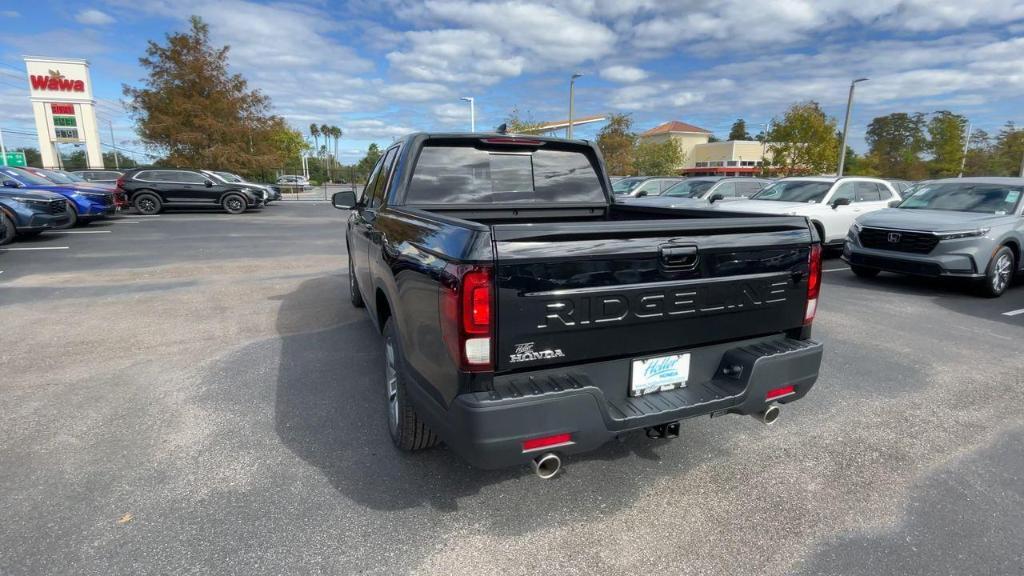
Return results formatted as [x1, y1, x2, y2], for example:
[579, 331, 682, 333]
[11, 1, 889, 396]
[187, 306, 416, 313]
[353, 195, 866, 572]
[1, 0, 1023, 164]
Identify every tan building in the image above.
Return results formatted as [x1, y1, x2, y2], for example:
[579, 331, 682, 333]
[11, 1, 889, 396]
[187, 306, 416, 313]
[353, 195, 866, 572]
[637, 121, 712, 171]
[685, 140, 771, 177]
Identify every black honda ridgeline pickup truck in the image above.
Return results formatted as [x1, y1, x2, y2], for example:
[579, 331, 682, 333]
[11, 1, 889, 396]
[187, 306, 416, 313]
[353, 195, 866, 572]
[333, 133, 824, 478]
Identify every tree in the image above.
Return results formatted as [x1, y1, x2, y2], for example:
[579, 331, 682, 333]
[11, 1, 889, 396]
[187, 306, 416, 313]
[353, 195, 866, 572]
[504, 107, 544, 133]
[728, 119, 752, 141]
[994, 122, 1024, 177]
[354, 143, 382, 181]
[766, 102, 840, 176]
[634, 139, 682, 176]
[963, 129, 997, 176]
[102, 151, 138, 169]
[124, 16, 291, 171]
[596, 113, 636, 176]
[927, 111, 968, 177]
[864, 112, 927, 179]
[309, 124, 320, 163]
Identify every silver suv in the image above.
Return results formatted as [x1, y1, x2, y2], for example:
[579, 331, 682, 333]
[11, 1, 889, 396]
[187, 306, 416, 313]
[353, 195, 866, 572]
[843, 177, 1023, 297]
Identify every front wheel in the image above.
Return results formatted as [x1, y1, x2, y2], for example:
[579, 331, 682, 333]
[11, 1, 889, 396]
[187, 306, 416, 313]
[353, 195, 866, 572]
[0, 213, 15, 245]
[979, 246, 1015, 297]
[383, 318, 439, 451]
[135, 193, 162, 215]
[222, 194, 247, 215]
[850, 264, 880, 278]
[57, 205, 78, 229]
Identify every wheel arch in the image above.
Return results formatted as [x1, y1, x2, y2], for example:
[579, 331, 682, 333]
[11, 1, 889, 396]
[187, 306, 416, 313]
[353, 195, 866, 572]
[375, 288, 392, 333]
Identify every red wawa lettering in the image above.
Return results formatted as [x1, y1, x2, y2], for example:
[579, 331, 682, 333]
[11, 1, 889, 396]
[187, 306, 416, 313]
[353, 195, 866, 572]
[29, 75, 85, 92]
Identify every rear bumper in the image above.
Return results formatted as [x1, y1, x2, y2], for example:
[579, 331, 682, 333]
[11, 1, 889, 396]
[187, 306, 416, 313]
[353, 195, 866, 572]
[435, 336, 822, 469]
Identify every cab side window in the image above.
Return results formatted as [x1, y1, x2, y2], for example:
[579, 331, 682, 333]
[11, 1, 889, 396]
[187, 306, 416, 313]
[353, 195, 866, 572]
[361, 154, 388, 206]
[854, 181, 881, 202]
[634, 180, 661, 196]
[367, 147, 399, 209]
[831, 182, 856, 203]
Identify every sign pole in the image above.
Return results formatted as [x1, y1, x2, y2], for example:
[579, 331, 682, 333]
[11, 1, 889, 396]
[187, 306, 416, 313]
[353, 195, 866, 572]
[0, 127, 7, 166]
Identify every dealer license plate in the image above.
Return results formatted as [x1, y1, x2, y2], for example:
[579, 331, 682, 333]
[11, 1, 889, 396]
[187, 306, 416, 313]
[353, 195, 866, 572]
[630, 353, 690, 397]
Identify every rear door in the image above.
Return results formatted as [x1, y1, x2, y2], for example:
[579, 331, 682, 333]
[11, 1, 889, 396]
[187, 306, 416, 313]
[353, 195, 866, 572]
[491, 217, 812, 372]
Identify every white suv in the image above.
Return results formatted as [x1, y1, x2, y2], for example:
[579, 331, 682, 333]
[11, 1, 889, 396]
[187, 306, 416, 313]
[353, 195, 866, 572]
[713, 176, 900, 247]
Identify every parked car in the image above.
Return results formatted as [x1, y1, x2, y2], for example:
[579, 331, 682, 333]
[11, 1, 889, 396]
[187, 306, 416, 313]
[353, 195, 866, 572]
[22, 167, 126, 208]
[72, 169, 123, 184]
[275, 175, 310, 188]
[117, 169, 264, 215]
[206, 171, 281, 203]
[844, 177, 1023, 297]
[331, 132, 824, 477]
[887, 179, 916, 196]
[0, 187, 71, 245]
[626, 177, 771, 208]
[713, 176, 900, 248]
[611, 176, 684, 197]
[1, 167, 116, 227]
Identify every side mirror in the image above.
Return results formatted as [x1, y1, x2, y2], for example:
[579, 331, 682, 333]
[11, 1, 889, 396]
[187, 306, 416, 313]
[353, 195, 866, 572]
[708, 193, 725, 203]
[831, 197, 851, 209]
[2, 180, 19, 188]
[332, 190, 357, 209]
[204, 180, 214, 188]
[888, 199, 901, 208]
[636, 190, 648, 197]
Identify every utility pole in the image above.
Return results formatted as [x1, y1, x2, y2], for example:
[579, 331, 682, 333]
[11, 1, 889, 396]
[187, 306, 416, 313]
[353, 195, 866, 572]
[567, 73, 583, 139]
[958, 122, 971, 178]
[460, 97, 475, 132]
[837, 78, 868, 176]
[108, 120, 120, 170]
[0, 127, 7, 166]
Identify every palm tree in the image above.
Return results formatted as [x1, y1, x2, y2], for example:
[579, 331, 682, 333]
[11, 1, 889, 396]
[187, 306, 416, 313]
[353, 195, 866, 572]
[320, 124, 331, 181]
[331, 126, 343, 180]
[309, 124, 320, 180]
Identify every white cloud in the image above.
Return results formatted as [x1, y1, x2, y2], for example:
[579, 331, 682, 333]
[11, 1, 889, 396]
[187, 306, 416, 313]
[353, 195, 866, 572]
[76, 9, 116, 26]
[1, 10, 20, 17]
[387, 29, 525, 86]
[381, 82, 453, 102]
[432, 102, 471, 125]
[600, 65, 648, 83]
[341, 119, 417, 140]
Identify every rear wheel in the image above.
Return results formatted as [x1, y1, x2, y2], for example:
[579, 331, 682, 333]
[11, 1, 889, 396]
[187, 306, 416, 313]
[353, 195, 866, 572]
[348, 253, 365, 308]
[850, 264, 880, 278]
[223, 194, 247, 215]
[0, 213, 15, 245]
[979, 246, 1014, 297]
[383, 318, 439, 451]
[135, 193, 162, 215]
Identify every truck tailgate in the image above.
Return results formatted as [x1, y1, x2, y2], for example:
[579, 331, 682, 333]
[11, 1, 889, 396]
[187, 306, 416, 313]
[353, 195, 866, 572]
[492, 217, 812, 373]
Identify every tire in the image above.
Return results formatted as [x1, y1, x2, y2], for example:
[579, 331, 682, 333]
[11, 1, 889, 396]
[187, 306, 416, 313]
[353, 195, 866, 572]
[135, 193, 162, 215]
[348, 253, 365, 308]
[222, 193, 247, 215]
[383, 318, 439, 451]
[57, 204, 78, 229]
[850, 264, 880, 278]
[978, 246, 1014, 298]
[0, 213, 14, 246]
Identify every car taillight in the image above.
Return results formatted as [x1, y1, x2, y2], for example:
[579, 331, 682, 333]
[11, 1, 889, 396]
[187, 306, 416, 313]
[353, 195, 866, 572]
[115, 176, 125, 189]
[440, 265, 493, 371]
[804, 244, 822, 324]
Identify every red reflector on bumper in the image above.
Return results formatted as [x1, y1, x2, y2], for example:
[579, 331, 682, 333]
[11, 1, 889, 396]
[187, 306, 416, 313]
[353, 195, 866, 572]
[766, 385, 795, 401]
[522, 433, 572, 452]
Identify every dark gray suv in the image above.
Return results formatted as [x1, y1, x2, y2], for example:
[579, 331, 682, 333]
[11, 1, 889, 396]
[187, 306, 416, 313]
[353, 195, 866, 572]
[843, 177, 1023, 297]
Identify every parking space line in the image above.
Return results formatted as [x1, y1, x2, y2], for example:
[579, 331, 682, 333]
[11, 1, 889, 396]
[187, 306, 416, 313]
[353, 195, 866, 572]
[108, 220, 141, 223]
[50, 230, 112, 234]
[823, 267, 848, 273]
[2, 245, 71, 251]
[1003, 308, 1024, 317]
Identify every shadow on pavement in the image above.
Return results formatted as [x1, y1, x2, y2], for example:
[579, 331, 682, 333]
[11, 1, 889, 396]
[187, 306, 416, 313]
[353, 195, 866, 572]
[793, 426, 1024, 576]
[272, 275, 709, 515]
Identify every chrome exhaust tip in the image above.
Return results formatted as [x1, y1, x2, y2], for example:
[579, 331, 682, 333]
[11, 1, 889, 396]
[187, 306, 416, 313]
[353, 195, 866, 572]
[532, 452, 562, 479]
[754, 405, 781, 425]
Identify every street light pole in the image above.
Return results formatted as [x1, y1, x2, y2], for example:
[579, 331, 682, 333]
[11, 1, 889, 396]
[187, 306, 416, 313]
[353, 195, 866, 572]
[568, 73, 583, 139]
[837, 78, 868, 176]
[108, 120, 120, 170]
[958, 122, 971, 178]
[460, 97, 475, 132]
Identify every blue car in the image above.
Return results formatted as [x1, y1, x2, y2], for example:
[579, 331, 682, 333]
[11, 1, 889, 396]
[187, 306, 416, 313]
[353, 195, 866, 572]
[0, 187, 71, 245]
[0, 166, 116, 227]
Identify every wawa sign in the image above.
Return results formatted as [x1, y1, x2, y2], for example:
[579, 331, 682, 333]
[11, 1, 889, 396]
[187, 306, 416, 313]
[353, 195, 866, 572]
[29, 69, 86, 93]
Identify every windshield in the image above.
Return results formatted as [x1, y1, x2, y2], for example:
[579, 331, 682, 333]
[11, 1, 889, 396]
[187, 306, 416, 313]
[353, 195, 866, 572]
[611, 177, 644, 194]
[35, 169, 76, 184]
[1, 167, 54, 186]
[897, 183, 1022, 214]
[752, 180, 833, 203]
[662, 180, 716, 198]
[216, 171, 243, 182]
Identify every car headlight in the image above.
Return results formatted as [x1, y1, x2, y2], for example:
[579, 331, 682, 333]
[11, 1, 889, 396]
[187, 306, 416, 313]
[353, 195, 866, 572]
[936, 228, 990, 240]
[850, 221, 862, 234]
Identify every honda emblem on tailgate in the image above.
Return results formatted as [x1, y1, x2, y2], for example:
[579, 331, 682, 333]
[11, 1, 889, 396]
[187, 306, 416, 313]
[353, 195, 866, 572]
[888, 232, 901, 243]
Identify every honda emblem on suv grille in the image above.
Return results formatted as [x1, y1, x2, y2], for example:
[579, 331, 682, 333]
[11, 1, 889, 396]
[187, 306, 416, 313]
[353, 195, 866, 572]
[887, 232, 901, 243]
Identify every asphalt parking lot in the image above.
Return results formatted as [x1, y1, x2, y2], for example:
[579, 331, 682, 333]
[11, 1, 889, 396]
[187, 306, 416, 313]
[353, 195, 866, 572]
[2, 202, 1022, 575]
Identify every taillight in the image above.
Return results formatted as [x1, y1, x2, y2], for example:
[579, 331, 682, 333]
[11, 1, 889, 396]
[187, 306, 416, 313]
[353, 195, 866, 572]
[766, 385, 796, 401]
[115, 176, 125, 189]
[440, 265, 493, 371]
[522, 433, 572, 452]
[804, 244, 822, 324]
